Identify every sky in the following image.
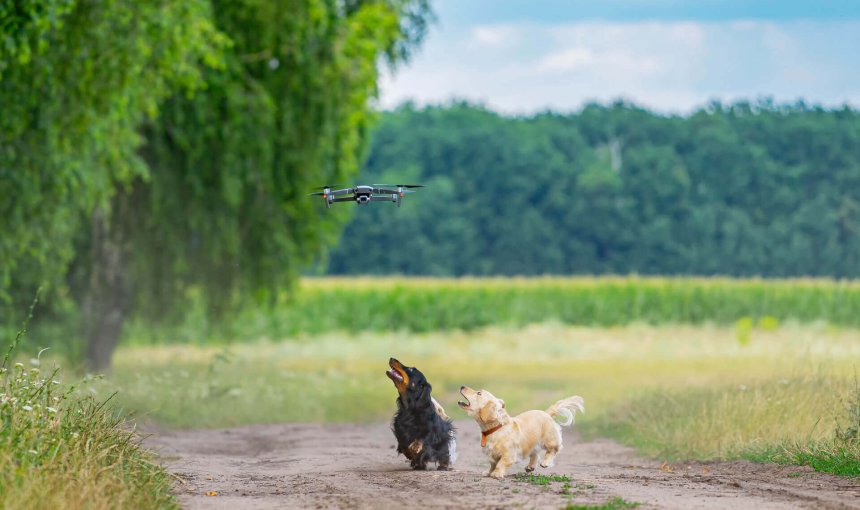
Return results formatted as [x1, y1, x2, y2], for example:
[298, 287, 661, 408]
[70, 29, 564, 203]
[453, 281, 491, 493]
[379, 0, 860, 114]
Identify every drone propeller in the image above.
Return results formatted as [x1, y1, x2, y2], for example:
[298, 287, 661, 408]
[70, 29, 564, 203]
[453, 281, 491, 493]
[312, 184, 343, 190]
[373, 183, 424, 188]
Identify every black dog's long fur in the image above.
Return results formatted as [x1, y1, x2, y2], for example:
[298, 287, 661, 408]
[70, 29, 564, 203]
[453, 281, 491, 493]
[389, 359, 455, 470]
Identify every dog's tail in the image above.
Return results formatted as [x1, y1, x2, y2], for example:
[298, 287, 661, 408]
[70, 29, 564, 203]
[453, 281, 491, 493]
[545, 396, 585, 427]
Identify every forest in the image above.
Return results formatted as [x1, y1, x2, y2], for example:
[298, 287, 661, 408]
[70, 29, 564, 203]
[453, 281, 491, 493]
[329, 101, 860, 277]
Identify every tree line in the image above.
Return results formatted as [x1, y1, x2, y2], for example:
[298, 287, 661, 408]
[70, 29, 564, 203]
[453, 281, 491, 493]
[328, 101, 860, 277]
[1, 0, 431, 368]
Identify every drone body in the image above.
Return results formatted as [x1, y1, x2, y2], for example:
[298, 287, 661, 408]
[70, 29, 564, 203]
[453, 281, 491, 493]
[310, 184, 423, 208]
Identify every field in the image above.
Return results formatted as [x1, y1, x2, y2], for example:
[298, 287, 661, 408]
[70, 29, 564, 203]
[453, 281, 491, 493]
[108, 319, 860, 476]
[9, 277, 860, 509]
[123, 276, 860, 344]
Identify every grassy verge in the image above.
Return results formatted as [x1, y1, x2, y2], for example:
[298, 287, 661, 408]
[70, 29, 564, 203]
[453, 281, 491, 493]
[1, 314, 177, 509]
[592, 373, 859, 476]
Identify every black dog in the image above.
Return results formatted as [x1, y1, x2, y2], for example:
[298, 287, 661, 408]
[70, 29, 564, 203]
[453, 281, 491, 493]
[386, 357, 456, 470]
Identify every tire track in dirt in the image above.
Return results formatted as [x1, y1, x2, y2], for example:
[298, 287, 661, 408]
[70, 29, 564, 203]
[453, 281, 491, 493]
[146, 421, 860, 509]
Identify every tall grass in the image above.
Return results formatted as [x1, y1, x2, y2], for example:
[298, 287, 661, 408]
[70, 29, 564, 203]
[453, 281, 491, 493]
[594, 374, 860, 476]
[123, 277, 860, 344]
[1, 302, 177, 510]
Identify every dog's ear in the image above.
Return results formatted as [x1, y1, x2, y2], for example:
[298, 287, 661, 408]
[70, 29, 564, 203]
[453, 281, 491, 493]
[498, 399, 506, 409]
[409, 381, 431, 406]
[417, 381, 431, 401]
[478, 400, 497, 423]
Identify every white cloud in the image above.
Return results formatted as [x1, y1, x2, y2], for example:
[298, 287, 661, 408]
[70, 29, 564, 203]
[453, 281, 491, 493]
[536, 47, 595, 72]
[536, 47, 664, 79]
[380, 19, 860, 114]
[470, 25, 521, 47]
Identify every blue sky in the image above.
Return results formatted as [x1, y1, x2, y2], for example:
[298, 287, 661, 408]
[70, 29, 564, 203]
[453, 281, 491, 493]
[379, 0, 860, 113]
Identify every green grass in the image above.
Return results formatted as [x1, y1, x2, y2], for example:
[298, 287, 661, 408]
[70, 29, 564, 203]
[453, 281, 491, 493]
[1, 306, 177, 510]
[121, 276, 860, 344]
[751, 443, 860, 477]
[514, 473, 572, 486]
[564, 497, 640, 509]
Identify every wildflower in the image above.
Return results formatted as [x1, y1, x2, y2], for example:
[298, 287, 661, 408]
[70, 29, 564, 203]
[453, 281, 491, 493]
[30, 367, 40, 374]
[22, 405, 33, 411]
[14, 362, 23, 369]
[30, 358, 40, 367]
[47, 407, 58, 414]
[28, 449, 38, 455]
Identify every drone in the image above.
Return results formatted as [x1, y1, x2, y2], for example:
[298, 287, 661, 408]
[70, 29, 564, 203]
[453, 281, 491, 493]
[309, 184, 424, 208]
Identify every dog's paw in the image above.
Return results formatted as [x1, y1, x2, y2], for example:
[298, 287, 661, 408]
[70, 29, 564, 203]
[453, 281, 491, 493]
[489, 472, 505, 480]
[539, 461, 554, 469]
[406, 439, 424, 456]
[524, 466, 535, 473]
[437, 465, 452, 471]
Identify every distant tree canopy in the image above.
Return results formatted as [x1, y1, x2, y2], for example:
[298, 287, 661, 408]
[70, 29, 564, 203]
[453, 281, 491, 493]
[1, 0, 431, 368]
[328, 102, 860, 277]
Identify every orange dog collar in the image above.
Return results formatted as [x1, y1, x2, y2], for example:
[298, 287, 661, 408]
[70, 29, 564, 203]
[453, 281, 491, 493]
[481, 424, 505, 447]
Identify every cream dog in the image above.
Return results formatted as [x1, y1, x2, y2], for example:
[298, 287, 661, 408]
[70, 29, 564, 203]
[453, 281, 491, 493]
[458, 386, 584, 479]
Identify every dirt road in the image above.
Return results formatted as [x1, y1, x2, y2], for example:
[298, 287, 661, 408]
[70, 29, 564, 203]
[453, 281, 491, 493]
[146, 421, 860, 509]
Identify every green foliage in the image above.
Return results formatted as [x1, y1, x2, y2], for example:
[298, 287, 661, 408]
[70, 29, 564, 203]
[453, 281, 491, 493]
[735, 316, 753, 346]
[328, 102, 860, 278]
[1, 0, 432, 358]
[124, 277, 860, 342]
[133, 0, 431, 321]
[0, 0, 224, 309]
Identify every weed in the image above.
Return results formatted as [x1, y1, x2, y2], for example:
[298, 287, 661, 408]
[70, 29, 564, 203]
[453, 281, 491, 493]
[1, 296, 177, 510]
[514, 473, 572, 486]
[564, 496, 640, 509]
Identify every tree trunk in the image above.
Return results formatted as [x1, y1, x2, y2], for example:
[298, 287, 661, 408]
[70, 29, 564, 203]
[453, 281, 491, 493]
[84, 206, 131, 372]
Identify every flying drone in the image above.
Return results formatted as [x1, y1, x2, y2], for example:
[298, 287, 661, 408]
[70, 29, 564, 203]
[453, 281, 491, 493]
[309, 184, 424, 208]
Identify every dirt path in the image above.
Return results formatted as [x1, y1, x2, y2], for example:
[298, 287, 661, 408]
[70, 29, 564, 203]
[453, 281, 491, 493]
[146, 421, 860, 509]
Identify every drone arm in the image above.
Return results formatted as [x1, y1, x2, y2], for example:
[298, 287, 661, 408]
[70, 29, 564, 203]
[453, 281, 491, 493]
[332, 197, 354, 202]
[370, 195, 397, 202]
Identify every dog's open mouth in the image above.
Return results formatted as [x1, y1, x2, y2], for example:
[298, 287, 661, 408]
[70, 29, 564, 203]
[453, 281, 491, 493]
[387, 358, 410, 391]
[458, 389, 470, 409]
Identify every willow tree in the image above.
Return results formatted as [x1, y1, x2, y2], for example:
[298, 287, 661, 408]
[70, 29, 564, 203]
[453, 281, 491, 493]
[1, 0, 431, 369]
[83, 0, 431, 369]
[0, 0, 224, 340]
